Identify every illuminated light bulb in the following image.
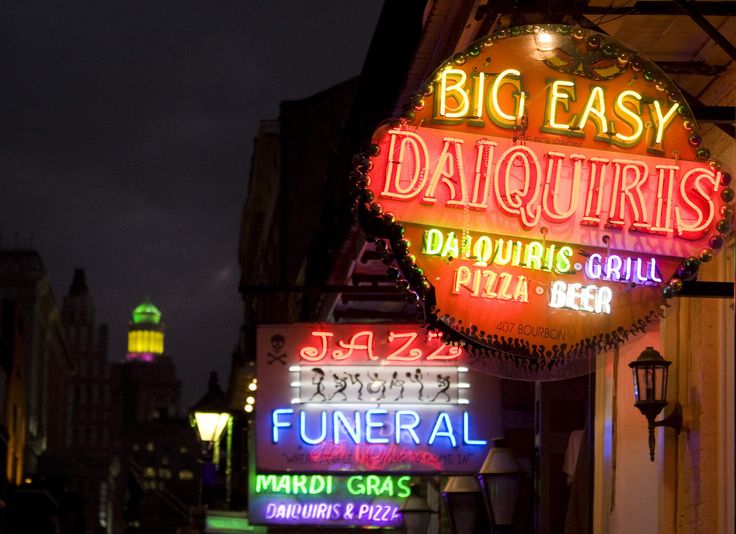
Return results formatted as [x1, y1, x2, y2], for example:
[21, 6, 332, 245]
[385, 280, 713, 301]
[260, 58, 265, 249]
[244, 404, 253, 413]
[248, 382, 257, 391]
[246, 396, 255, 405]
[289, 365, 301, 372]
[534, 30, 557, 51]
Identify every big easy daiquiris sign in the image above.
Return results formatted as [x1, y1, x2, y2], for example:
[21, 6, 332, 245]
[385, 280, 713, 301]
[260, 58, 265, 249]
[352, 24, 733, 376]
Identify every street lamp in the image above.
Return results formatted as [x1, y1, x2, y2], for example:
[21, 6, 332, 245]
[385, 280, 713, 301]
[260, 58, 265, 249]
[191, 371, 232, 452]
[441, 476, 487, 534]
[629, 346, 683, 461]
[400, 483, 433, 534]
[477, 438, 522, 534]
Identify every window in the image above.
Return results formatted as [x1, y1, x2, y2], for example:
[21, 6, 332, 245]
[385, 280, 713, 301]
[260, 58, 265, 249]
[178, 470, 194, 480]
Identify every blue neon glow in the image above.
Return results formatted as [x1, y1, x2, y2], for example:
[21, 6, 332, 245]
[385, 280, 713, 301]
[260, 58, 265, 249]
[272, 409, 294, 443]
[428, 412, 457, 447]
[300, 411, 327, 444]
[462, 412, 487, 445]
[365, 409, 389, 444]
[271, 409, 485, 448]
[334, 411, 361, 444]
[394, 410, 421, 444]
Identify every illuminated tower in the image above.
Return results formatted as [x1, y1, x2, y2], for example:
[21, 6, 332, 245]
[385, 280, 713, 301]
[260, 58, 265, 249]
[126, 297, 164, 362]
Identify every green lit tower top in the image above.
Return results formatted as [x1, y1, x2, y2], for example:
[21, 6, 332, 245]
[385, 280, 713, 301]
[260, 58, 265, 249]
[127, 297, 164, 362]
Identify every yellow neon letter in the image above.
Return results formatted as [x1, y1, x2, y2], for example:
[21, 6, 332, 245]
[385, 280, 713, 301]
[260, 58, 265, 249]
[614, 90, 643, 143]
[577, 86, 608, 137]
[490, 69, 526, 122]
[439, 69, 470, 118]
[545, 80, 576, 131]
[651, 100, 679, 145]
[422, 229, 444, 255]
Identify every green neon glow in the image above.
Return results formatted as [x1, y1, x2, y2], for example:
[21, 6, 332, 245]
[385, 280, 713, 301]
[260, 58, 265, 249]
[345, 475, 412, 498]
[255, 474, 334, 496]
[254, 474, 412, 498]
[205, 514, 265, 532]
[131, 298, 162, 325]
[422, 228, 574, 274]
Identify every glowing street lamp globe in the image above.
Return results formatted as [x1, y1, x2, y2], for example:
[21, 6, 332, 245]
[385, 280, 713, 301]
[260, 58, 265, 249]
[193, 411, 231, 444]
[191, 372, 232, 447]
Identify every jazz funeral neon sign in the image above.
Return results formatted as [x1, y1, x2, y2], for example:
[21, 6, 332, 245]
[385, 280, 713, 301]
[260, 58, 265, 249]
[356, 25, 732, 359]
[256, 325, 501, 474]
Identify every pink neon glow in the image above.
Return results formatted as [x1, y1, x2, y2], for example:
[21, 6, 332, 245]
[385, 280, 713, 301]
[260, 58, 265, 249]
[371, 126, 721, 257]
[126, 352, 155, 362]
[298, 329, 462, 363]
[308, 442, 443, 471]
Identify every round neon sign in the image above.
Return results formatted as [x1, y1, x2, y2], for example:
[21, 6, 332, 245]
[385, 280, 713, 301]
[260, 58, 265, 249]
[353, 24, 733, 375]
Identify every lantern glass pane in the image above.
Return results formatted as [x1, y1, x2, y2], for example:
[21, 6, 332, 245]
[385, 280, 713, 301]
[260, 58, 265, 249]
[484, 475, 520, 526]
[443, 493, 481, 534]
[636, 366, 657, 401]
[632, 369, 641, 402]
[194, 412, 231, 443]
[402, 511, 430, 534]
[655, 366, 668, 401]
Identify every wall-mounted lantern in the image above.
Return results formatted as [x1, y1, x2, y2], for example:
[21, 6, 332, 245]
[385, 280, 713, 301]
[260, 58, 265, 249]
[476, 438, 522, 533]
[441, 476, 488, 534]
[400, 483, 434, 534]
[629, 346, 683, 461]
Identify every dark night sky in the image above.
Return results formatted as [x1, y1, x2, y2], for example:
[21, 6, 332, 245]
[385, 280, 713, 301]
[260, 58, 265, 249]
[0, 1, 384, 407]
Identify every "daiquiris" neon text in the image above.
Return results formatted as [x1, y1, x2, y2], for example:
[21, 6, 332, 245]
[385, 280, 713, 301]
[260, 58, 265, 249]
[380, 129, 720, 240]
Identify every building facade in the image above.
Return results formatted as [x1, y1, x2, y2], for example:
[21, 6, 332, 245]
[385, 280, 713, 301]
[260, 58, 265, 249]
[236, 2, 734, 533]
[62, 269, 119, 533]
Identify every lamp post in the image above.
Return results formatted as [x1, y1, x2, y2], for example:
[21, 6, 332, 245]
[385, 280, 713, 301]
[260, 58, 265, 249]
[190, 371, 232, 511]
[441, 476, 488, 534]
[191, 372, 232, 451]
[629, 346, 683, 461]
[400, 483, 433, 534]
[477, 438, 522, 534]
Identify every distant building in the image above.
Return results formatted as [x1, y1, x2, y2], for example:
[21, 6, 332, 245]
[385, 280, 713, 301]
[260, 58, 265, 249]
[126, 299, 164, 363]
[0, 250, 80, 532]
[118, 299, 180, 426]
[61, 269, 119, 533]
[114, 299, 200, 534]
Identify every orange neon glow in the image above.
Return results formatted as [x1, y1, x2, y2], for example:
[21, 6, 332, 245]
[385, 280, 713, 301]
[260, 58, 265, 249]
[361, 26, 731, 356]
[372, 126, 719, 257]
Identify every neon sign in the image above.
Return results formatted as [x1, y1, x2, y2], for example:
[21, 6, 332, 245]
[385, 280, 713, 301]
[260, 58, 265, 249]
[298, 328, 462, 362]
[249, 473, 410, 527]
[256, 324, 502, 474]
[288, 365, 469, 404]
[271, 409, 485, 447]
[435, 68, 680, 151]
[353, 24, 732, 365]
[378, 128, 721, 249]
